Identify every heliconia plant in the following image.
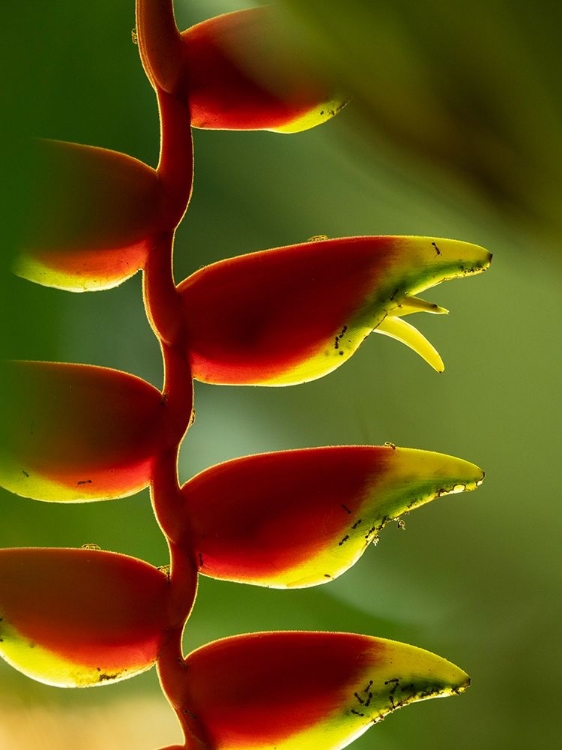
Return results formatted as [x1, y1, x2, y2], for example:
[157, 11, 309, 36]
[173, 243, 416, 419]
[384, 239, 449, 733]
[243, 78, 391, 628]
[0, 2, 492, 748]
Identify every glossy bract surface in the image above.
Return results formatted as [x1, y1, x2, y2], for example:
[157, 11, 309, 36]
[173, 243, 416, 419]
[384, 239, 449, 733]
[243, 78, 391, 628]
[181, 631, 470, 750]
[183, 7, 346, 132]
[178, 235, 491, 385]
[0, 361, 174, 501]
[0, 548, 171, 687]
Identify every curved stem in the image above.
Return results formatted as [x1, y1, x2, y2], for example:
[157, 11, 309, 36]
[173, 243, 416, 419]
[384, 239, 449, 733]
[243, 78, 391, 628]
[136, 0, 185, 94]
[162, 341, 194, 427]
[151, 451, 204, 748]
[143, 231, 184, 345]
[136, 3, 204, 746]
[156, 541, 205, 749]
[143, 91, 192, 344]
[150, 445, 192, 547]
[157, 87, 194, 226]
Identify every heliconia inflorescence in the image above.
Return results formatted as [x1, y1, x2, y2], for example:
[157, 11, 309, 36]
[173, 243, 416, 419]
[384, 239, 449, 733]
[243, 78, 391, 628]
[1, 2, 491, 748]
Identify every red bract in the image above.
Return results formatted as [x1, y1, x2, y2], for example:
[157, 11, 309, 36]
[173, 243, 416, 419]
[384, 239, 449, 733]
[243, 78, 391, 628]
[178, 235, 491, 385]
[179, 632, 470, 750]
[182, 446, 484, 587]
[15, 140, 165, 291]
[182, 7, 347, 132]
[0, 361, 185, 502]
[0, 548, 173, 687]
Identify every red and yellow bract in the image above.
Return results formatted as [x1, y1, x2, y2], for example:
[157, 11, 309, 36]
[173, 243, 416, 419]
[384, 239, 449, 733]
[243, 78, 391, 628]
[182, 446, 484, 588]
[0, 548, 172, 687]
[178, 235, 491, 385]
[15, 140, 165, 291]
[182, 7, 346, 132]
[179, 631, 470, 750]
[0, 361, 180, 501]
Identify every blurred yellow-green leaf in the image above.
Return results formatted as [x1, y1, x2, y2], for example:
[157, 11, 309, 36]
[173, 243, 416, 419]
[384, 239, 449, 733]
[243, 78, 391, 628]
[281, 0, 562, 253]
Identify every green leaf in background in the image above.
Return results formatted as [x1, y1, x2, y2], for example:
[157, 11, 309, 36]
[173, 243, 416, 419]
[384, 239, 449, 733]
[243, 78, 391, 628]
[281, 0, 562, 253]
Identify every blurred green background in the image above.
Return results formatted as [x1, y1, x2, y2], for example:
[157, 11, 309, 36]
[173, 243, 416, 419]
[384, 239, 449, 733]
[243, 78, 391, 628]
[1, 1, 560, 748]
